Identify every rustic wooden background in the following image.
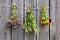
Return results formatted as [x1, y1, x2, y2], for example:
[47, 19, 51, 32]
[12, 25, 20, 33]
[0, 0, 59, 40]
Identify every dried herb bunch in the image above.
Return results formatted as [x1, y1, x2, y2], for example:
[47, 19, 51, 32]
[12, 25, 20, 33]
[8, 4, 21, 28]
[23, 7, 38, 33]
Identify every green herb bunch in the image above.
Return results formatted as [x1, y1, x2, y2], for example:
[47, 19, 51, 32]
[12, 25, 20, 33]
[41, 4, 51, 25]
[23, 9, 38, 33]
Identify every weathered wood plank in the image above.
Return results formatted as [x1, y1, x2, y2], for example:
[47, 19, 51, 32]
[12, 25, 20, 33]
[12, 0, 23, 40]
[55, 0, 60, 40]
[50, 0, 56, 40]
[1, 0, 11, 40]
[33, 0, 37, 40]
[24, 0, 37, 40]
[37, 0, 49, 40]
[24, 0, 34, 40]
[36, 0, 40, 40]
[0, 0, 2, 40]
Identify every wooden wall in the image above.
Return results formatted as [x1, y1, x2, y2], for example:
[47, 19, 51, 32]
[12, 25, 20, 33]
[0, 0, 60, 40]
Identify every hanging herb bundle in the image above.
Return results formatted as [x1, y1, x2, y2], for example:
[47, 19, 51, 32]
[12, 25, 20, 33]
[8, 4, 21, 28]
[40, 5, 51, 25]
[23, 7, 38, 33]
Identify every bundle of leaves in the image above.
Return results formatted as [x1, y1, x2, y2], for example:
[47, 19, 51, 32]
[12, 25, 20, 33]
[23, 9, 38, 33]
[8, 4, 21, 28]
[40, 5, 51, 25]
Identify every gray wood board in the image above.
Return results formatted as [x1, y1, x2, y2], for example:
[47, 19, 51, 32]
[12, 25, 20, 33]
[50, 0, 56, 40]
[55, 0, 60, 40]
[24, 0, 37, 40]
[37, 0, 49, 40]
[12, 0, 23, 40]
[1, 0, 11, 40]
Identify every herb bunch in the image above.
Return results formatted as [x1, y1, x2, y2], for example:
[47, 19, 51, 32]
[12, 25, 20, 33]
[23, 8, 38, 33]
[40, 5, 51, 25]
[8, 4, 21, 28]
